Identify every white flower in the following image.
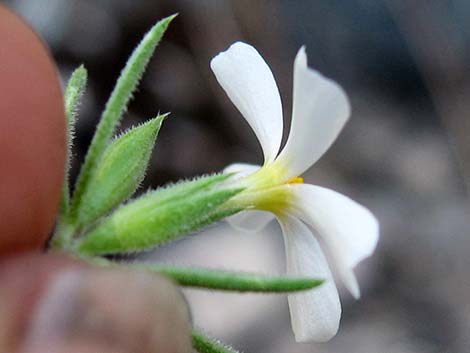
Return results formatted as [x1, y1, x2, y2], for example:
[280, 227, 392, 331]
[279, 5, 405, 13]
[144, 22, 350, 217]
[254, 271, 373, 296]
[211, 42, 379, 342]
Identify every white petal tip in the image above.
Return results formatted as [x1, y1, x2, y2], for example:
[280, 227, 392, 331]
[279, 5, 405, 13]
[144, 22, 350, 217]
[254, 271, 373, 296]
[341, 263, 361, 299]
[230, 41, 252, 50]
[295, 46, 308, 68]
[210, 42, 254, 68]
[293, 322, 339, 343]
[351, 287, 361, 300]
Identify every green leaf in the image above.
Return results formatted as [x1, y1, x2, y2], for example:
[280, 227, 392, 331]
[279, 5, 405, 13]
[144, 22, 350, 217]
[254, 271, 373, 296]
[60, 65, 88, 218]
[135, 265, 324, 292]
[70, 14, 176, 221]
[75, 115, 165, 228]
[75, 174, 242, 255]
[192, 330, 241, 353]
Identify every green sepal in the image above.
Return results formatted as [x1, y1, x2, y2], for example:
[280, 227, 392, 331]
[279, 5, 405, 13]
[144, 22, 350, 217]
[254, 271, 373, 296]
[188, 207, 242, 232]
[75, 174, 242, 255]
[75, 115, 166, 227]
[60, 65, 88, 218]
[192, 330, 241, 353]
[70, 14, 176, 221]
[131, 173, 231, 207]
[135, 265, 324, 292]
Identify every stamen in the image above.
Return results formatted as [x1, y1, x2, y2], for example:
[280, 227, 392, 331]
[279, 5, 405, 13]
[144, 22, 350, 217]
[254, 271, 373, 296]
[287, 176, 304, 184]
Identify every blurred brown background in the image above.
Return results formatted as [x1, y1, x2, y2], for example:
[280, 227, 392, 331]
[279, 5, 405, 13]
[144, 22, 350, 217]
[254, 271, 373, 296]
[5, 0, 470, 352]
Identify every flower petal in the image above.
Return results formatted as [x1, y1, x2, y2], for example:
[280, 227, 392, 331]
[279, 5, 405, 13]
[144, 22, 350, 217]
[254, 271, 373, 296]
[276, 47, 351, 178]
[279, 215, 341, 342]
[227, 210, 275, 232]
[223, 162, 260, 178]
[211, 42, 283, 163]
[288, 184, 379, 298]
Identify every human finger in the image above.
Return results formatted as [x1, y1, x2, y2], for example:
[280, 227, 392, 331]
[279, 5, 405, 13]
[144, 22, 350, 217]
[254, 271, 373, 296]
[0, 253, 191, 353]
[0, 4, 66, 254]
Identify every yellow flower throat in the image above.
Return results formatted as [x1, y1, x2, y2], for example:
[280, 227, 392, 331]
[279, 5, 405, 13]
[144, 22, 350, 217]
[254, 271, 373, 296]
[228, 163, 304, 214]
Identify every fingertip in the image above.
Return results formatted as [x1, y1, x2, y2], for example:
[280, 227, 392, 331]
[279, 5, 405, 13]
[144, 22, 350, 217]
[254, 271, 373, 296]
[0, 253, 192, 353]
[0, 253, 83, 351]
[22, 266, 192, 353]
[0, 4, 66, 254]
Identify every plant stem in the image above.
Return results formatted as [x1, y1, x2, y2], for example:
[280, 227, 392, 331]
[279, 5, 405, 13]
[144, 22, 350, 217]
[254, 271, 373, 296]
[50, 220, 75, 250]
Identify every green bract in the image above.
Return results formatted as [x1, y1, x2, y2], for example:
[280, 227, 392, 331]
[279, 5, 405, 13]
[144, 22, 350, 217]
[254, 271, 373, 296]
[75, 174, 242, 255]
[75, 115, 166, 228]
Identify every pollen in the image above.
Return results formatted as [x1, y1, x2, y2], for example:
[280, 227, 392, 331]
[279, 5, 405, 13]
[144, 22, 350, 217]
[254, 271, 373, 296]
[287, 176, 304, 184]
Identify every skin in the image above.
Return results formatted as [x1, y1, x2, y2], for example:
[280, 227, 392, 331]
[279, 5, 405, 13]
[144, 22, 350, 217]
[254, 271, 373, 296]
[0, 5, 191, 353]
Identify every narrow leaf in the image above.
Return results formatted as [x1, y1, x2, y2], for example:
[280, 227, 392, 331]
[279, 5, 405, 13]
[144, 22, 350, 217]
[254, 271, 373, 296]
[70, 15, 176, 221]
[64, 64, 88, 126]
[60, 65, 88, 218]
[135, 265, 324, 292]
[76, 115, 166, 227]
[75, 175, 242, 255]
[192, 330, 241, 353]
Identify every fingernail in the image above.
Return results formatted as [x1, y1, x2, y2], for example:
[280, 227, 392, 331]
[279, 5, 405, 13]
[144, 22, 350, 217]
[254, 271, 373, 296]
[21, 268, 191, 353]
